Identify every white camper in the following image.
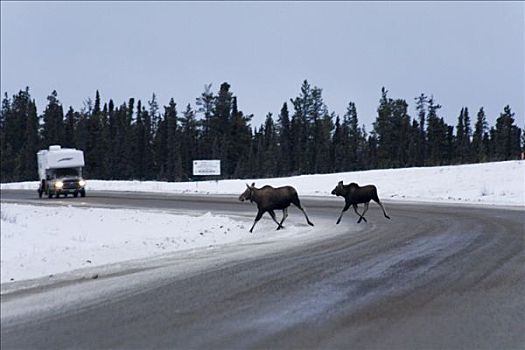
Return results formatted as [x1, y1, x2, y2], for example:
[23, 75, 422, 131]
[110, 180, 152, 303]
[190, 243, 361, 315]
[37, 145, 86, 198]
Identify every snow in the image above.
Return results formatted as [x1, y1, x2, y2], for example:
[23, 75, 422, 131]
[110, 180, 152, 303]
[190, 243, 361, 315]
[1, 160, 523, 286]
[3, 160, 524, 206]
[0, 203, 322, 284]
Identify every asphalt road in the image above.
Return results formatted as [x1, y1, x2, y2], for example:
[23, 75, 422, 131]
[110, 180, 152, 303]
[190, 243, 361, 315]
[1, 189, 524, 349]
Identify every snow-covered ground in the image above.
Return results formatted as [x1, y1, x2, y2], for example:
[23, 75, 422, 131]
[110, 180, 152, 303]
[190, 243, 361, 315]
[0, 203, 322, 284]
[3, 160, 524, 206]
[1, 160, 523, 286]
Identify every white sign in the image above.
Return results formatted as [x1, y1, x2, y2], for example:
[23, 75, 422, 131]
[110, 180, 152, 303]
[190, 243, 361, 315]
[193, 160, 221, 176]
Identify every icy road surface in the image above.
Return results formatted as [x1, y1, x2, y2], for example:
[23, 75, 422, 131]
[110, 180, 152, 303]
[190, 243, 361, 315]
[1, 191, 524, 349]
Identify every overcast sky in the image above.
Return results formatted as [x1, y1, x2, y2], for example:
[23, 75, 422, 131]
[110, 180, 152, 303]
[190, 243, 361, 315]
[1, 1, 523, 129]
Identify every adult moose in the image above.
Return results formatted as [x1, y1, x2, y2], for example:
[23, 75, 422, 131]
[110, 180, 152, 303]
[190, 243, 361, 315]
[239, 183, 314, 233]
[331, 181, 390, 224]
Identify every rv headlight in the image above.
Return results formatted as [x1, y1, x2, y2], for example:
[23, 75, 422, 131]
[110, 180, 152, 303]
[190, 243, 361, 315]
[55, 181, 64, 189]
[78, 180, 86, 187]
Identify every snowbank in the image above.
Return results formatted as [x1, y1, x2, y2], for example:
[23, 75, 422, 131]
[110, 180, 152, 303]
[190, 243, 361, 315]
[1, 203, 318, 284]
[3, 161, 524, 206]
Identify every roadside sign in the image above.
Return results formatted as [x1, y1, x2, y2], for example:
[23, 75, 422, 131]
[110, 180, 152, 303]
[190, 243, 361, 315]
[193, 160, 221, 176]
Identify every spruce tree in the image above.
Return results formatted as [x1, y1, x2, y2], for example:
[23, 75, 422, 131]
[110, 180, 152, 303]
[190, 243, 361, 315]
[142, 108, 154, 179]
[179, 104, 198, 180]
[366, 132, 378, 169]
[122, 98, 136, 178]
[41, 90, 64, 148]
[260, 113, 278, 177]
[277, 102, 292, 176]
[18, 97, 40, 180]
[134, 101, 146, 179]
[463, 107, 472, 162]
[455, 107, 473, 163]
[106, 100, 118, 178]
[228, 97, 253, 178]
[331, 115, 346, 172]
[75, 110, 88, 156]
[414, 93, 428, 165]
[308, 86, 331, 174]
[493, 105, 522, 160]
[99, 103, 111, 178]
[213, 82, 233, 175]
[391, 98, 411, 167]
[444, 123, 455, 165]
[472, 107, 488, 162]
[290, 80, 313, 173]
[0, 93, 15, 181]
[139, 94, 157, 179]
[425, 97, 446, 166]
[373, 89, 410, 168]
[7, 88, 32, 155]
[5, 88, 40, 180]
[63, 107, 78, 149]
[84, 91, 109, 178]
[195, 84, 215, 159]
[153, 113, 167, 180]
[164, 98, 182, 181]
[111, 101, 134, 179]
[407, 119, 420, 167]
[455, 107, 465, 163]
[148, 93, 160, 136]
[345, 101, 366, 170]
[251, 126, 264, 177]
[373, 87, 395, 168]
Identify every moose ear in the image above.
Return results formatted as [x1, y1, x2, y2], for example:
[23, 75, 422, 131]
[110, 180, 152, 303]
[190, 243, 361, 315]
[338, 181, 343, 185]
[251, 182, 255, 187]
[246, 183, 250, 189]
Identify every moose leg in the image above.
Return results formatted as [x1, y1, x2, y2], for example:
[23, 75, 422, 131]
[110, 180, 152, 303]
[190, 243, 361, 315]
[249, 210, 264, 233]
[297, 205, 314, 226]
[336, 202, 351, 224]
[278, 207, 288, 228]
[353, 204, 368, 223]
[292, 198, 314, 226]
[358, 202, 370, 223]
[375, 199, 391, 219]
[269, 210, 284, 230]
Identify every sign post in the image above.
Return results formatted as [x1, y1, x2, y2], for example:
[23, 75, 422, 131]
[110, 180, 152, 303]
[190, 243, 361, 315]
[192, 160, 221, 193]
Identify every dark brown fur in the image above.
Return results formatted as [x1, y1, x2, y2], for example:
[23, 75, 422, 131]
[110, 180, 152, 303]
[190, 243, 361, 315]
[239, 183, 314, 232]
[331, 181, 390, 224]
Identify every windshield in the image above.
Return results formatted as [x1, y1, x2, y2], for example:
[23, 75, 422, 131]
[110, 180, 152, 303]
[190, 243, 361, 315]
[48, 167, 82, 178]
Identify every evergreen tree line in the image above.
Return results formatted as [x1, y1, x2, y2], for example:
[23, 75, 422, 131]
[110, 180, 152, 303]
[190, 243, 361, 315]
[1, 81, 523, 183]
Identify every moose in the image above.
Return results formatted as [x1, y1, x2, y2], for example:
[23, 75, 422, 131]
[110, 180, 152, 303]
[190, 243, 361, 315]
[239, 183, 314, 233]
[331, 181, 390, 224]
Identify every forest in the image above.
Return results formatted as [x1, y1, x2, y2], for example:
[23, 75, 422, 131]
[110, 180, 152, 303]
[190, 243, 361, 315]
[1, 80, 523, 183]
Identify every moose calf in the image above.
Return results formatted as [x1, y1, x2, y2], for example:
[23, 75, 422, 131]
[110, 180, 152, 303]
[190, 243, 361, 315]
[331, 181, 390, 224]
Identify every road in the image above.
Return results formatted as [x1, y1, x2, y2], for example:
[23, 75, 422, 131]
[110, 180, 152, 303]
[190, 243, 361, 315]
[1, 189, 524, 349]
